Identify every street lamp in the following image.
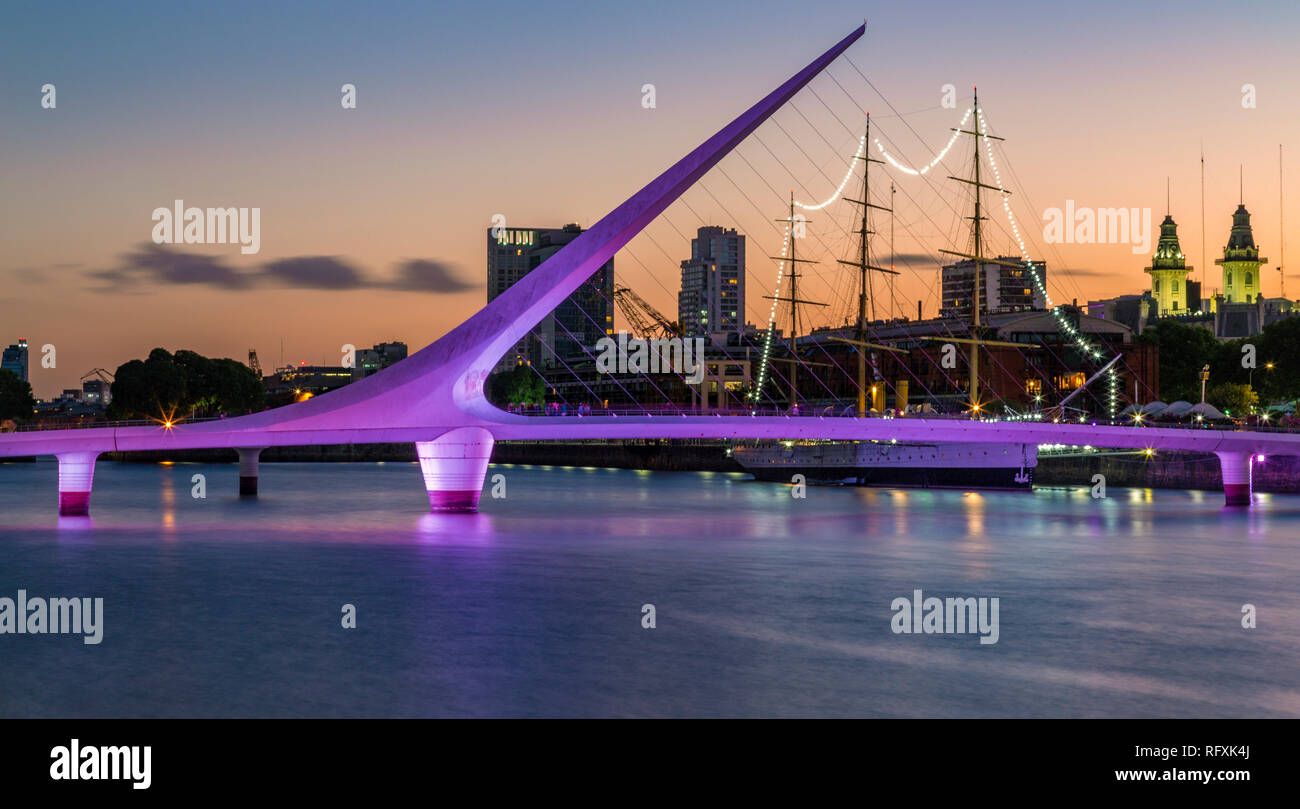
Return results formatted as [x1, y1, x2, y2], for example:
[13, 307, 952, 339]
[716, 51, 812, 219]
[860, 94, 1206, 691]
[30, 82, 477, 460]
[1200, 364, 1210, 404]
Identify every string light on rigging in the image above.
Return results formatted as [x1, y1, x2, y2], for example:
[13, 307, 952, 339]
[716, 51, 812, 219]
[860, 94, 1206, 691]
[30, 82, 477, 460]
[793, 135, 867, 211]
[752, 223, 792, 401]
[751, 96, 1124, 418]
[873, 108, 972, 175]
[975, 105, 1121, 418]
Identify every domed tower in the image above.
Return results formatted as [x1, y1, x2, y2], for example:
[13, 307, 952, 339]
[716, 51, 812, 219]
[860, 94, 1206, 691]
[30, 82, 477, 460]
[1215, 204, 1267, 303]
[1144, 214, 1192, 314]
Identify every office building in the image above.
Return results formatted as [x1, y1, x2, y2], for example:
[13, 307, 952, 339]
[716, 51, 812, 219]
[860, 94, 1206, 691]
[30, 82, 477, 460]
[2, 339, 29, 382]
[487, 224, 614, 370]
[940, 257, 1047, 319]
[678, 226, 745, 337]
[354, 341, 408, 378]
[81, 379, 111, 407]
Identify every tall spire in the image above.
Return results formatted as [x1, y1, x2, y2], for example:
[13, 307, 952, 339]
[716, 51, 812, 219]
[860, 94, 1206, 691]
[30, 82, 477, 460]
[1145, 204, 1192, 315]
[1216, 196, 1268, 304]
[1227, 203, 1258, 251]
[1151, 215, 1188, 268]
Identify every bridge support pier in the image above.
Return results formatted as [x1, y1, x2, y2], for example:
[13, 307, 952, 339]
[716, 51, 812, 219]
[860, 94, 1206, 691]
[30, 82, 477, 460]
[1216, 451, 1253, 507]
[415, 427, 495, 513]
[237, 447, 265, 497]
[56, 452, 99, 516]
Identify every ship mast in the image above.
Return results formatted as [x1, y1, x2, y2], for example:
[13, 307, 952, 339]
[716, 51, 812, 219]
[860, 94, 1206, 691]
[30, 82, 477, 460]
[970, 91, 984, 409]
[837, 114, 897, 415]
[939, 87, 1020, 413]
[765, 193, 825, 406]
[825, 115, 907, 414]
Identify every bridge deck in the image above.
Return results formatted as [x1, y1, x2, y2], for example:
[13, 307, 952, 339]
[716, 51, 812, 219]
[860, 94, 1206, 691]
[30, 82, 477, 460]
[1, 414, 1296, 457]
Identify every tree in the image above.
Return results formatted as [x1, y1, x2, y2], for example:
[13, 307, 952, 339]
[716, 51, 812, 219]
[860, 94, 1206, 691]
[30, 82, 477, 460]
[1206, 382, 1256, 418]
[1251, 316, 1300, 404]
[109, 348, 264, 420]
[0, 369, 35, 422]
[173, 350, 264, 416]
[488, 365, 546, 405]
[1136, 321, 1219, 402]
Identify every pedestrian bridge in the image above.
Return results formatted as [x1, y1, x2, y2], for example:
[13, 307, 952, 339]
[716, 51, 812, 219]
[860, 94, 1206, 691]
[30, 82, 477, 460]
[0, 23, 1288, 514]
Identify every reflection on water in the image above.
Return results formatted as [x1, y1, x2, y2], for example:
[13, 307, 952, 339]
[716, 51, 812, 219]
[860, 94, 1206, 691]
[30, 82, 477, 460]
[415, 512, 498, 545]
[161, 468, 176, 533]
[2, 459, 1300, 718]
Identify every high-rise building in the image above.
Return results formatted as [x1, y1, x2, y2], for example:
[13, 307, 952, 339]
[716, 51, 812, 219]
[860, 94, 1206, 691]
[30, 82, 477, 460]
[678, 226, 745, 337]
[486, 224, 614, 370]
[1, 339, 29, 382]
[1215, 204, 1267, 304]
[1144, 214, 1194, 314]
[940, 258, 1046, 319]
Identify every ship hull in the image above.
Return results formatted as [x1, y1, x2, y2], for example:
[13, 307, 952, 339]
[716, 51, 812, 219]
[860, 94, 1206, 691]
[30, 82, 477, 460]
[733, 441, 1036, 490]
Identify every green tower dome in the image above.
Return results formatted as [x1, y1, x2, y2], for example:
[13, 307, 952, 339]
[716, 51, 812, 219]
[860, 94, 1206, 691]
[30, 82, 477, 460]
[1150, 214, 1186, 270]
[1145, 214, 1193, 315]
[1224, 204, 1258, 255]
[1215, 203, 1267, 304]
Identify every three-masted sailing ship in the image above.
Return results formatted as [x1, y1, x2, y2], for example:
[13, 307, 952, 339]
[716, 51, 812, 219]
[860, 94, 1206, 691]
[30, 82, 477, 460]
[734, 96, 1039, 489]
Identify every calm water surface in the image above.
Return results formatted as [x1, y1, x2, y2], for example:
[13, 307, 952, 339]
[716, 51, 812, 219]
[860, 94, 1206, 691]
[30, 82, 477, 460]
[1, 459, 1298, 717]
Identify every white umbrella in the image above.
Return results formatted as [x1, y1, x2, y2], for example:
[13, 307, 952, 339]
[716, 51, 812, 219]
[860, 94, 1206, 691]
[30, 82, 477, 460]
[1140, 401, 1169, 417]
[1190, 402, 1227, 420]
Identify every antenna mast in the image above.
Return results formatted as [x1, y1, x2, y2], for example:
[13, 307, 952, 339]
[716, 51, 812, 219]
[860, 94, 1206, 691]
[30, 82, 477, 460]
[1281, 144, 1287, 299]
[1200, 146, 1206, 287]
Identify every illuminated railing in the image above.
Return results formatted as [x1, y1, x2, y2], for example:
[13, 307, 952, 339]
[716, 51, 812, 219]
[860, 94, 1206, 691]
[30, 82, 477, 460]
[10, 416, 229, 432]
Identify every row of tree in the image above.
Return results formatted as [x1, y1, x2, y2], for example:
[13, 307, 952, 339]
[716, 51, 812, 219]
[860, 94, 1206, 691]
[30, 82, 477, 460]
[1136, 317, 1300, 414]
[0, 348, 267, 424]
[108, 348, 265, 420]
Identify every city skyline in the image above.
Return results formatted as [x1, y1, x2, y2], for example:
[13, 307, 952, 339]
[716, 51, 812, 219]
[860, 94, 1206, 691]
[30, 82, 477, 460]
[4, 0, 1299, 397]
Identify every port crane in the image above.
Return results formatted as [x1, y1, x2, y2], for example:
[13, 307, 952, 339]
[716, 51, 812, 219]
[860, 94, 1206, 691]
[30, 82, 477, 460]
[613, 285, 678, 340]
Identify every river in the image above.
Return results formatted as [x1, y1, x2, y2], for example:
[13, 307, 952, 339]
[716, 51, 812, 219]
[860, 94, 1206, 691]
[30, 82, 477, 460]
[1, 459, 1297, 717]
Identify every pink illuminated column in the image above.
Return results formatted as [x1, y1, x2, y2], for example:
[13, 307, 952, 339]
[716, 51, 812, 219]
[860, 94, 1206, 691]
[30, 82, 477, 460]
[237, 447, 265, 497]
[56, 452, 99, 516]
[1216, 451, 1253, 507]
[415, 427, 495, 512]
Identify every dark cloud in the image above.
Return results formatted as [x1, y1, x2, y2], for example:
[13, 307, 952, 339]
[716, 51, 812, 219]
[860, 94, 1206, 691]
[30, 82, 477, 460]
[388, 259, 475, 292]
[85, 243, 477, 295]
[890, 252, 943, 267]
[261, 256, 365, 290]
[1060, 267, 1123, 278]
[111, 243, 253, 289]
[890, 254, 1108, 278]
[3, 263, 85, 285]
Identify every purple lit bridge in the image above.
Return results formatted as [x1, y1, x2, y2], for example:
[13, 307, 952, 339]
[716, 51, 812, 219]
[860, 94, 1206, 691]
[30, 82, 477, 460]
[1, 24, 1293, 514]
